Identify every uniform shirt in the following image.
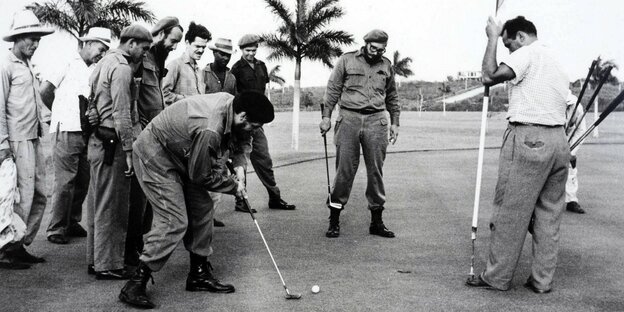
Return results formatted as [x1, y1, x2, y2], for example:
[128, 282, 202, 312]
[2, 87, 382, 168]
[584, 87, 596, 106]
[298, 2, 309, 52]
[322, 48, 400, 125]
[502, 41, 569, 126]
[230, 58, 269, 94]
[204, 63, 237, 95]
[45, 50, 92, 133]
[0, 52, 44, 149]
[133, 93, 250, 193]
[137, 49, 166, 127]
[162, 53, 205, 105]
[89, 49, 141, 151]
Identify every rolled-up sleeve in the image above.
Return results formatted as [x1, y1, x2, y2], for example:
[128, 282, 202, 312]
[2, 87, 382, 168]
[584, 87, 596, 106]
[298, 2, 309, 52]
[0, 64, 11, 150]
[385, 66, 400, 126]
[188, 130, 238, 194]
[322, 56, 346, 119]
[110, 65, 134, 151]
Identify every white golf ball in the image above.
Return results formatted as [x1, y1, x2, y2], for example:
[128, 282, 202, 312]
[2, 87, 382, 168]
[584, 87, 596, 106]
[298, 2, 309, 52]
[311, 285, 320, 293]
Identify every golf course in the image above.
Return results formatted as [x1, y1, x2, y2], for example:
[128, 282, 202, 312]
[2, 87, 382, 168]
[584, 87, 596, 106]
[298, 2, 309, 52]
[2, 110, 623, 311]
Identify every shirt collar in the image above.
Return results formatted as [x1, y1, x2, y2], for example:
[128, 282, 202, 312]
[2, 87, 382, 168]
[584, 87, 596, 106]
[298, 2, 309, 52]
[8, 50, 28, 65]
[183, 53, 197, 66]
[206, 63, 230, 73]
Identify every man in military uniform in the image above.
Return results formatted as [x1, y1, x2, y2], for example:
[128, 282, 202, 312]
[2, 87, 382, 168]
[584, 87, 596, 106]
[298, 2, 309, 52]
[319, 29, 400, 238]
[87, 25, 151, 279]
[230, 34, 295, 212]
[125, 16, 183, 268]
[119, 91, 273, 309]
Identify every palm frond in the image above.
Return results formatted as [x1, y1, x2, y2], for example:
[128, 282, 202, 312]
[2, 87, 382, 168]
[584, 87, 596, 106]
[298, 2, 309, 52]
[92, 17, 131, 37]
[262, 34, 298, 61]
[27, 2, 79, 38]
[264, 0, 295, 29]
[104, 0, 155, 24]
[68, 0, 98, 28]
[392, 50, 414, 78]
[307, 30, 353, 46]
[269, 65, 286, 85]
[305, 1, 343, 34]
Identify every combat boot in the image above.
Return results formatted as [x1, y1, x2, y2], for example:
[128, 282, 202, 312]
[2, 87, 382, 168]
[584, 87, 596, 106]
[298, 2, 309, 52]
[186, 253, 235, 293]
[369, 209, 395, 238]
[325, 208, 341, 238]
[119, 262, 155, 309]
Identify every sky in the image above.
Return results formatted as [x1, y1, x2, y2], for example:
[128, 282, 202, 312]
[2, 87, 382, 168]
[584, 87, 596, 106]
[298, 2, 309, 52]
[1, 0, 622, 87]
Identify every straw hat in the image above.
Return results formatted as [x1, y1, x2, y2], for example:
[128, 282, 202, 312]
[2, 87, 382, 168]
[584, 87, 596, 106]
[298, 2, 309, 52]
[208, 38, 234, 54]
[3, 10, 54, 42]
[79, 27, 112, 48]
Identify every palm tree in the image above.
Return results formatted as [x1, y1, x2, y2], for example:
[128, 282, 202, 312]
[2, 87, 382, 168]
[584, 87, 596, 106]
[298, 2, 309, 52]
[587, 58, 619, 137]
[27, 0, 155, 41]
[262, 0, 354, 150]
[267, 65, 286, 102]
[392, 50, 413, 87]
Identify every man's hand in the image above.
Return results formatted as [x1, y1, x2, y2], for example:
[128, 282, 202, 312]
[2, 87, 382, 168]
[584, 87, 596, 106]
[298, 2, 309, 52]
[485, 16, 503, 39]
[389, 124, 399, 144]
[124, 151, 134, 177]
[319, 117, 331, 136]
[0, 148, 12, 163]
[236, 180, 246, 199]
[88, 107, 99, 126]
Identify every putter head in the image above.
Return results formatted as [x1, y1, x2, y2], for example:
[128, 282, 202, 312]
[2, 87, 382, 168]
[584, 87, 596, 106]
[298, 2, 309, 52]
[285, 293, 302, 300]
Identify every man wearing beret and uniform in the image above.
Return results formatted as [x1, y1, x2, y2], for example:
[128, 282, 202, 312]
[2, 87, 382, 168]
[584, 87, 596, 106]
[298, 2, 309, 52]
[319, 29, 400, 239]
[204, 38, 237, 95]
[39, 27, 111, 246]
[119, 91, 273, 309]
[0, 10, 54, 269]
[125, 16, 183, 269]
[86, 24, 151, 279]
[230, 34, 296, 212]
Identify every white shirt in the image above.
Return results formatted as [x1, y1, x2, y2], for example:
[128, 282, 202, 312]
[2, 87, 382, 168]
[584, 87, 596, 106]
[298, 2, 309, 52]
[502, 41, 569, 126]
[45, 51, 92, 133]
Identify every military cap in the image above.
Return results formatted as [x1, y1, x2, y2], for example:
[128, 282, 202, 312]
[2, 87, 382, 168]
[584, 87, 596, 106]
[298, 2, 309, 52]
[151, 16, 180, 36]
[363, 29, 389, 43]
[238, 34, 263, 48]
[120, 24, 153, 42]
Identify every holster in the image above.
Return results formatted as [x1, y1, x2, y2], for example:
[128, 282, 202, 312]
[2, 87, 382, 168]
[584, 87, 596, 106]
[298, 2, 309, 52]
[79, 95, 95, 138]
[95, 127, 119, 166]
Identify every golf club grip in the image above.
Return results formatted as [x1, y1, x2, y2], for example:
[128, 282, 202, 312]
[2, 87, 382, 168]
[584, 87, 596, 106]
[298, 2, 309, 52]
[568, 66, 614, 141]
[570, 89, 624, 150]
[567, 59, 598, 130]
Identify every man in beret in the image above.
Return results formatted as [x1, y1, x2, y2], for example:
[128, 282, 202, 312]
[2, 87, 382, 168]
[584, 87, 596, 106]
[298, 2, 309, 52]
[86, 24, 151, 280]
[39, 27, 111, 246]
[0, 10, 54, 269]
[125, 16, 183, 269]
[230, 34, 296, 212]
[120, 91, 273, 309]
[319, 29, 399, 238]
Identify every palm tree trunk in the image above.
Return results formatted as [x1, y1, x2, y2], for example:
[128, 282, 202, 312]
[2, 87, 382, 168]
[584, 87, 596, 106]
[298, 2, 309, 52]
[291, 59, 301, 150]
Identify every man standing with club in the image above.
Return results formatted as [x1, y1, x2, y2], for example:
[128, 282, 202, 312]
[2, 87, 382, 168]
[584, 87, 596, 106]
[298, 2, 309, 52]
[565, 91, 587, 214]
[230, 34, 296, 212]
[0, 10, 54, 269]
[119, 91, 273, 309]
[319, 29, 399, 238]
[40, 27, 111, 246]
[466, 16, 570, 293]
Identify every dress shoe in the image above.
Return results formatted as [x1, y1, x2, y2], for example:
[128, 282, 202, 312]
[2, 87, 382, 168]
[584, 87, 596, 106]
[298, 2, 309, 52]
[120, 262, 155, 309]
[268, 198, 296, 210]
[325, 223, 340, 238]
[213, 218, 225, 227]
[566, 201, 585, 214]
[234, 198, 257, 213]
[5, 246, 45, 263]
[0, 252, 31, 270]
[369, 223, 395, 238]
[186, 261, 235, 293]
[524, 281, 551, 294]
[67, 223, 88, 237]
[465, 275, 496, 290]
[88, 264, 95, 275]
[96, 268, 131, 280]
[47, 234, 69, 245]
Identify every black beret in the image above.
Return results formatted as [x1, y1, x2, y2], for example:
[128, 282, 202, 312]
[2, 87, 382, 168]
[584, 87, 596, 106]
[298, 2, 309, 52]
[151, 16, 180, 36]
[234, 91, 274, 123]
[120, 24, 152, 42]
[363, 29, 389, 43]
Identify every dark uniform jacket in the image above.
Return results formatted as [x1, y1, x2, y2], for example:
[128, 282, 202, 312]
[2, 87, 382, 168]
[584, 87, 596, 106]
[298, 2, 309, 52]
[132, 93, 250, 193]
[230, 58, 269, 94]
[137, 49, 166, 127]
[322, 48, 400, 125]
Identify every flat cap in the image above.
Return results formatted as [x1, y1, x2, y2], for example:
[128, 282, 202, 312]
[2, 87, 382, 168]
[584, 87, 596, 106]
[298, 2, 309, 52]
[151, 16, 180, 36]
[363, 29, 388, 43]
[120, 24, 152, 42]
[238, 34, 263, 48]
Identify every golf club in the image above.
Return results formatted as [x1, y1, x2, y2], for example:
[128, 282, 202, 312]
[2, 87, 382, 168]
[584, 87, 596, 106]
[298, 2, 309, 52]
[566, 58, 598, 131]
[320, 103, 342, 209]
[568, 65, 614, 142]
[225, 162, 302, 300]
[469, 0, 503, 282]
[570, 88, 624, 151]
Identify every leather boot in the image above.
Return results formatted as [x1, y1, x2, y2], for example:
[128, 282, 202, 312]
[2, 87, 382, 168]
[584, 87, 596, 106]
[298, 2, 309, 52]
[119, 262, 155, 309]
[369, 209, 395, 238]
[186, 253, 235, 293]
[325, 208, 340, 238]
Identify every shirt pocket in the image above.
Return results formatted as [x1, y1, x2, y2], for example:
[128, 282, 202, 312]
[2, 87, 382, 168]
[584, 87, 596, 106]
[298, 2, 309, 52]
[142, 63, 160, 87]
[373, 70, 388, 93]
[345, 66, 366, 90]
